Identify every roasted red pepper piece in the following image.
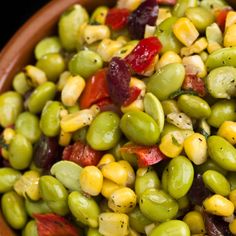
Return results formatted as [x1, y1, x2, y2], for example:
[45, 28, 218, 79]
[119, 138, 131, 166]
[120, 144, 166, 168]
[157, 0, 176, 5]
[79, 69, 110, 109]
[62, 140, 103, 167]
[182, 74, 206, 97]
[34, 213, 79, 236]
[216, 8, 231, 32]
[105, 8, 130, 30]
[123, 86, 142, 106]
[124, 37, 162, 74]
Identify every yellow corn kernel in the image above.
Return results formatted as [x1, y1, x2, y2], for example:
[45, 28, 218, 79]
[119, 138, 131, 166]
[118, 160, 135, 187]
[143, 54, 159, 77]
[128, 228, 140, 236]
[144, 25, 156, 38]
[183, 211, 206, 234]
[161, 100, 180, 115]
[108, 187, 137, 213]
[217, 121, 236, 145]
[3, 128, 15, 144]
[25, 65, 47, 86]
[181, 37, 208, 57]
[229, 189, 236, 208]
[206, 23, 223, 44]
[203, 194, 234, 217]
[101, 162, 128, 186]
[207, 41, 222, 54]
[101, 178, 120, 199]
[14, 170, 40, 201]
[130, 77, 146, 97]
[184, 133, 207, 165]
[80, 166, 103, 196]
[159, 131, 184, 158]
[173, 17, 199, 47]
[224, 24, 236, 47]
[59, 129, 72, 146]
[116, 36, 130, 45]
[229, 219, 236, 234]
[77, 22, 88, 49]
[99, 212, 129, 236]
[115, 41, 138, 59]
[117, 0, 142, 11]
[200, 51, 209, 63]
[97, 38, 124, 62]
[156, 7, 172, 26]
[97, 154, 115, 169]
[90, 6, 108, 25]
[156, 51, 182, 69]
[121, 99, 144, 113]
[57, 71, 71, 91]
[83, 25, 110, 44]
[61, 75, 85, 107]
[60, 105, 100, 132]
[182, 55, 207, 78]
[225, 11, 236, 29]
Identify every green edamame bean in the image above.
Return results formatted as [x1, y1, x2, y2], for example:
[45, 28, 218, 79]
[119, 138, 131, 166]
[161, 166, 169, 192]
[69, 50, 103, 79]
[27, 81, 56, 114]
[39, 101, 64, 137]
[36, 53, 65, 82]
[149, 220, 190, 236]
[208, 135, 236, 171]
[206, 47, 236, 71]
[155, 17, 183, 53]
[39, 175, 69, 216]
[185, 7, 214, 32]
[139, 188, 179, 222]
[34, 36, 62, 60]
[161, 100, 180, 115]
[200, 0, 228, 12]
[58, 4, 89, 51]
[0, 91, 23, 127]
[72, 126, 88, 142]
[206, 66, 236, 99]
[115, 42, 138, 58]
[87, 111, 121, 150]
[135, 168, 161, 198]
[13, 72, 31, 95]
[87, 228, 102, 236]
[22, 220, 38, 236]
[50, 160, 82, 191]
[68, 191, 100, 228]
[207, 100, 236, 128]
[15, 112, 41, 143]
[202, 170, 230, 196]
[120, 111, 160, 145]
[167, 156, 194, 199]
[25, 198, 52, 217]
[147, 63, 185, 101]
[128, 207, 152, 234]
[172, 0, 197, 17]
[1, 191, 27, 230]
[0, 168, 21, 193]
[228, 172, 236, 190]
[9, 134, 33, 170]
[177, 94, 211, 119]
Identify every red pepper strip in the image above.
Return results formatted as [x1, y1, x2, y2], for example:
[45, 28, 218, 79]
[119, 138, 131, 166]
[120, 144, 166, 168]
[105, 8, 130, 30]
[79, 69, 109, 109]
[157, 0, 177, 5]
[182, 74, 206, 97]
[216, 8, 231, 32]
[123, 86, 142, 106]
[34, 213, 79, 236]
[124, 37, 162, 74]
[63, 140, 103, 167]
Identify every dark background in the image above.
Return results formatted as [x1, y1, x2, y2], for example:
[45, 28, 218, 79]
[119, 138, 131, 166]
[0, 0, 51, 50]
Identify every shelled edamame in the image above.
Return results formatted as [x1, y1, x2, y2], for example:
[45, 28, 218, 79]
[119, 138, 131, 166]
[1, 0, 236, 235]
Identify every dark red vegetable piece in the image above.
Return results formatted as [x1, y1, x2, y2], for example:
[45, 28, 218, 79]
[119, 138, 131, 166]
[33, 135, 61, 171]
[216, 8, 231, 32]
[106, 57, 131, 106]
[123, 86, 142, 106]
[203, 212, 233, 236]
[124, 37, 162, 74]
[127, 0, 159, 39]
[34, 213, 80, 236]
[182, 74, 206, 97]
[157, 0, 176, 5]
[120, 144, 166, 168]
[105, 8, 130, 30]
[62, 140, 103, 167]
[188, 174, 212, 206]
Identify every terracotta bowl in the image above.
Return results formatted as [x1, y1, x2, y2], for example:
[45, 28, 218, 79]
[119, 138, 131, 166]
[0, 0, 115, 234]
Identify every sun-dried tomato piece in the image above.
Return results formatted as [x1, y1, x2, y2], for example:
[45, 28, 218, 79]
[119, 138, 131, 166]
[125, 37, 162, 74]
[123, 86, 142, 106]
[105, 8, 130, 30]
[106, 57, 131, 106]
